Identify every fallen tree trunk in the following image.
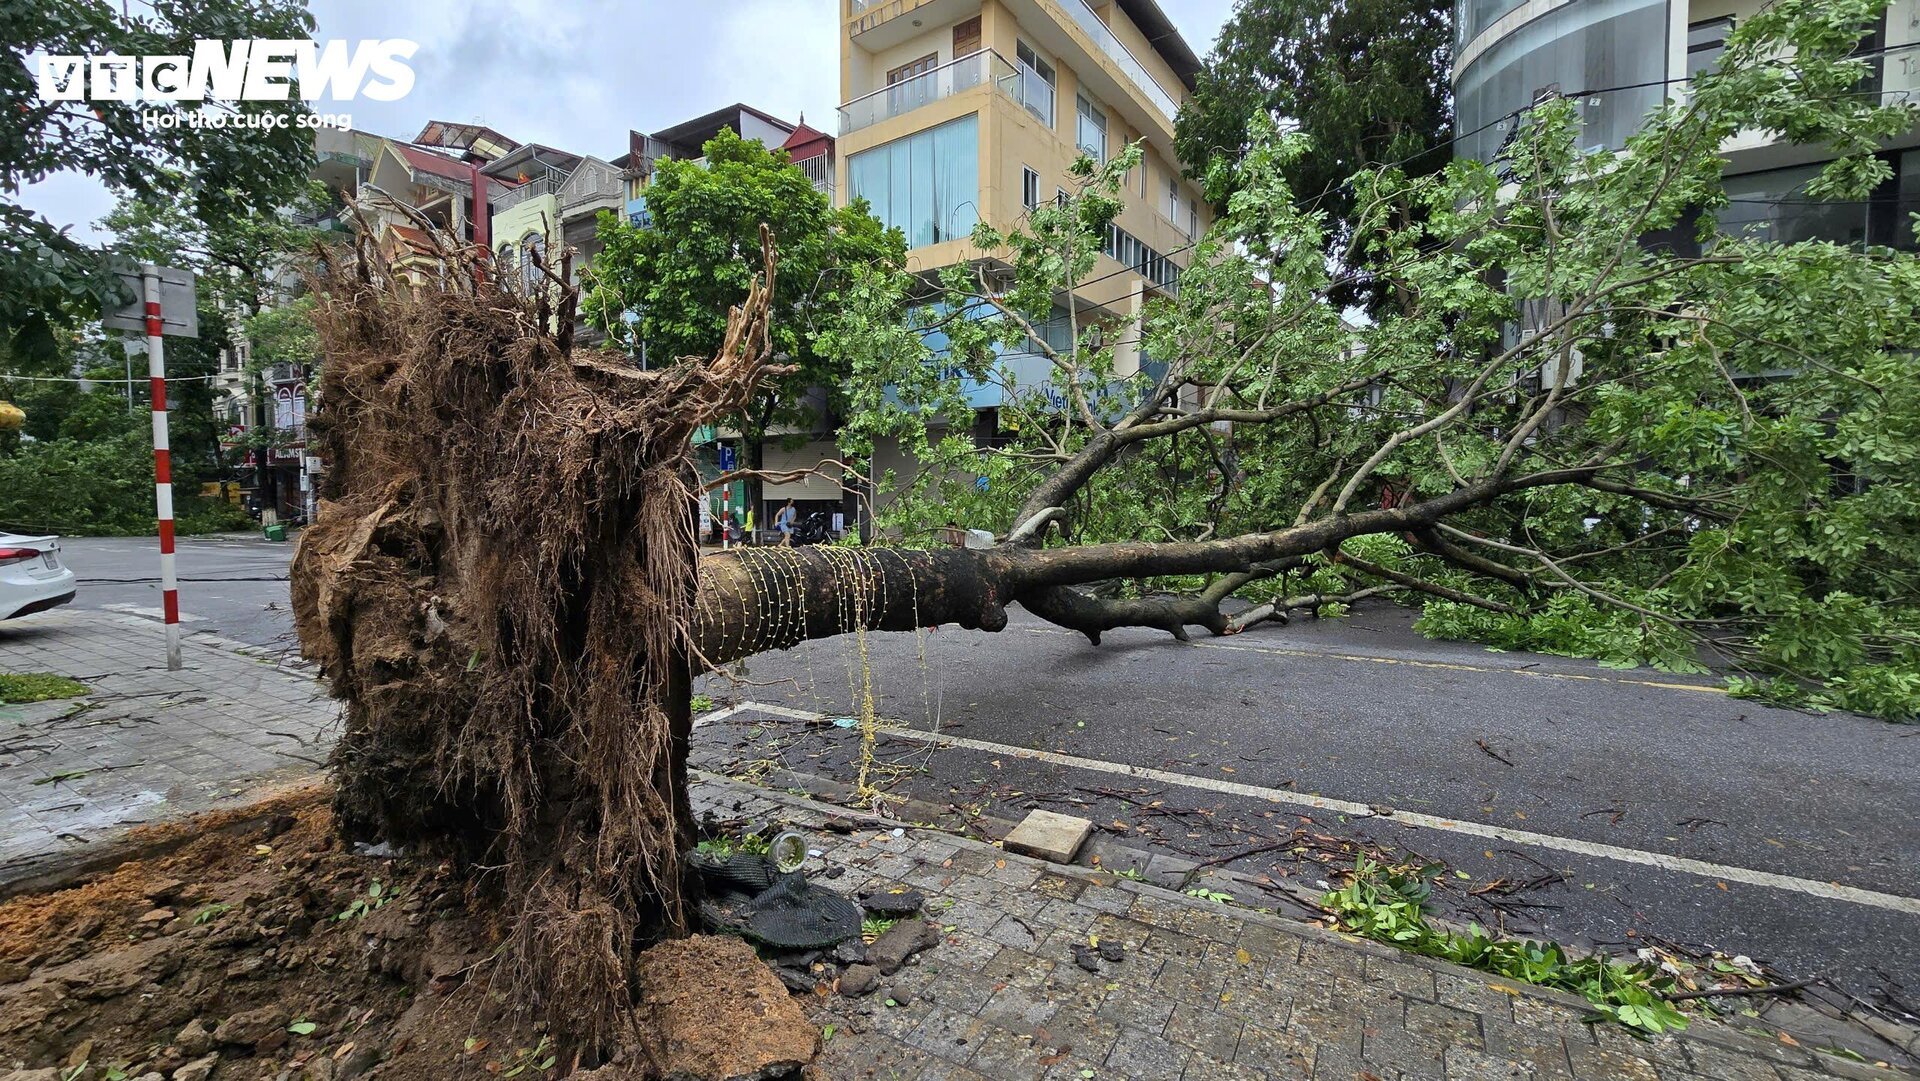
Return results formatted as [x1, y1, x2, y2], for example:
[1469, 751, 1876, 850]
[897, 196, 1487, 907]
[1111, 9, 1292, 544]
[692, 460, 1595, 664]
[287, 226, 1595, 1054]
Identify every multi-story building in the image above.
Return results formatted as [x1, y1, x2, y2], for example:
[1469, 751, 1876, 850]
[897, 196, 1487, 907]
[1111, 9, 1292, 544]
[1454, 0, 1920, 250]
[609, 104, 847, 538]
[613, 104, 805, 232]
[833, 0, 1211, 531]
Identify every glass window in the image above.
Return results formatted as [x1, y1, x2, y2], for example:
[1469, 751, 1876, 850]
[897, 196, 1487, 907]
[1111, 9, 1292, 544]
[1717, 163, 1870, 248]
[886, 52, 940, 117]
[1454, 0, 1669, 164]
[1022, 167, 1039, 211]
[1076, 94, 1107, 162]
[848, 115, 981, 248]
[1688, 17, 1734, 80]
[519, 234, 544, 289]
[1165, 170, 1180, 222]
[1891, 150, 1920, 251]
[1015, 41, 1056, 127]
[1457, 0, 1527, 50]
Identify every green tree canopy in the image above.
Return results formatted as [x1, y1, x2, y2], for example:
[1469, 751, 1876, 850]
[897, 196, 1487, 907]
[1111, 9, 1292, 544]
[581, 127, 904, 438]
[831, 0, 1920, 720]
[1, 0, 317, 359]
[1174, 0, 1452, 306]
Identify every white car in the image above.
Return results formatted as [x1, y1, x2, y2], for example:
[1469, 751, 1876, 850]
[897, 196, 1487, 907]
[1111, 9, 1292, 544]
[0, 533, 77, 620]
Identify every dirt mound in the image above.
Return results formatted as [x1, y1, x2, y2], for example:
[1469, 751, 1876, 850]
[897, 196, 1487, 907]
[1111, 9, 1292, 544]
[632, 936, 819, 1081]
[0, 790, 841, 1081]
[290, 228, 785, 1047]
[0, 788, 539, 1079]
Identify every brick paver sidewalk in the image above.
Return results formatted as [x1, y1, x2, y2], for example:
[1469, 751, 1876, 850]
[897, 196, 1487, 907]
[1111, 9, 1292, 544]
[3, 610, 1905, 1078]
[0, 609, 337, 885]
[698, 779, 1912, 1081]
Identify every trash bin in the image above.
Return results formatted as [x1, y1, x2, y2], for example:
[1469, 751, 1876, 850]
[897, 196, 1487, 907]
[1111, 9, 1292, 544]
[263, 523, 287, 542]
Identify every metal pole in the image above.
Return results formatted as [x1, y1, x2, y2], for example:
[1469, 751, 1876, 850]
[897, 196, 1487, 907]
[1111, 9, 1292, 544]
[142, 264, 182, 671]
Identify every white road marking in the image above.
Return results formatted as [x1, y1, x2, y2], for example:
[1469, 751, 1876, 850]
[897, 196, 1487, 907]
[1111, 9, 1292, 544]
[697, 703, 750, 727]
[1024, 626, 1728, 694]
[101, 603, 205, 623]
[716, 700, 1920, 917]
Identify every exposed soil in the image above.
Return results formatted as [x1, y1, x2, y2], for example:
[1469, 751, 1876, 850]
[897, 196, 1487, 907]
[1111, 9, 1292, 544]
[0, 787, 571, 1080]
[0, 787, 844, 1081]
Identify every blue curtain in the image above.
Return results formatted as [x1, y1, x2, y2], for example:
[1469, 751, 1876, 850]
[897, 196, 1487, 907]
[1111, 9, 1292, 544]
[849, 115, 979, 246]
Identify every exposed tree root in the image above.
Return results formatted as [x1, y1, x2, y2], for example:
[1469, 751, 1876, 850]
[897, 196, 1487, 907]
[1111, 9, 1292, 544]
[292, 231, 783, 1050]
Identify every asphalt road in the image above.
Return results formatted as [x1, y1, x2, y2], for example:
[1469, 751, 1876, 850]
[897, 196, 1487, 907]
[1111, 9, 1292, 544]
[41, 532, 300, 653]
[21, 536, 1920, 1020]
[699, 602, 1920, 1016]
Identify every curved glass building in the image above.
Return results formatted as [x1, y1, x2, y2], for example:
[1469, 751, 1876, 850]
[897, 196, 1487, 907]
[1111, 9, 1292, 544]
[1455, 0, 1670, 164]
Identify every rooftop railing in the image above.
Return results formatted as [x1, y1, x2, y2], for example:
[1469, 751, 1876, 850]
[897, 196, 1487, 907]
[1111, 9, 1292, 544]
[1058, 0, 1180, 124]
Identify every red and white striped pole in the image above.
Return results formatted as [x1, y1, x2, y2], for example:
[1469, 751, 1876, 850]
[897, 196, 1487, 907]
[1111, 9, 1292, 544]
[141, 264, 182, 671]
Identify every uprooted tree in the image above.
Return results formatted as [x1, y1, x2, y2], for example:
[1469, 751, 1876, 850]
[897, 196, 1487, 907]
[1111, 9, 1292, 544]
[291, 0, 1917, 1053]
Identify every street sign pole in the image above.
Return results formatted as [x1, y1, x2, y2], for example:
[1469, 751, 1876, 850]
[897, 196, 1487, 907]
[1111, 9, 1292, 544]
[141, 265, 182, 672]
[105, 260, 195, 672]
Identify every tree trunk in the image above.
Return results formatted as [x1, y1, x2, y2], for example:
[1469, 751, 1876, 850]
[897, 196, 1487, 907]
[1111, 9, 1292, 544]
[291, 234, 783, 1053]
[289, 230, 1592, 1054]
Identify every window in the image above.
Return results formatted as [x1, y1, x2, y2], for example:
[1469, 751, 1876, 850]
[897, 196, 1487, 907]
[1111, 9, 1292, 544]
[1894, 150, 1920, 252]
[1014, 41, 1056, 126]
[1452, 0, 1668, 163]
[1187, 200, 1199, 240]
[1165, 170, 1180, 222]
[847, 114, 981, 248]
[1716, 163, 1870, 248]
[1687, 17, 1734, 80]
[1457, 0, 1525, 49]
[887, 52, 939, 84]
[1103, 222, 1182, 294]
[1056, 187, 1070, 208]
[1022, 167, 1040, 211]
[520, 234, 544, 289]
[886, 52, 940, 116]
[1076, 94, 1107, 162]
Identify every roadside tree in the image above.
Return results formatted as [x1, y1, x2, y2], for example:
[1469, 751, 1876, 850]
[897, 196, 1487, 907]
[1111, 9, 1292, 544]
[291, 0, 1920, 1052]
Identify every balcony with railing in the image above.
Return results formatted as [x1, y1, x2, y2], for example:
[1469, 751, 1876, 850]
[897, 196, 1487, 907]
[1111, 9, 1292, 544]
[796, 153, 835, 196]
[491, 173, 561, 211]
[840, 48, 1019, 134]
[1057, 0, 1181, 125]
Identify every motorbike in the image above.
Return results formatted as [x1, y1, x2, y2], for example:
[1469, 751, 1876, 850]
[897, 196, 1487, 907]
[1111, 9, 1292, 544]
[790, 511, 834, 546]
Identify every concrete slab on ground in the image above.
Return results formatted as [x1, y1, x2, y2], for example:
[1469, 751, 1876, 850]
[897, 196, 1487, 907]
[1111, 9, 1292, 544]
[1003, 808, 1094, 863]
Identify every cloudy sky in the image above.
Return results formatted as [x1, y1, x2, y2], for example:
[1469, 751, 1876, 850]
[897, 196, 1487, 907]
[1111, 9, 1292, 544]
[20, 0, 1236, 244]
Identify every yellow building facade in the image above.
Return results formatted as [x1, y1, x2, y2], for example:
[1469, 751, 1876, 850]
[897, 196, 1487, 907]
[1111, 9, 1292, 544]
[835, 0, 1211, 380]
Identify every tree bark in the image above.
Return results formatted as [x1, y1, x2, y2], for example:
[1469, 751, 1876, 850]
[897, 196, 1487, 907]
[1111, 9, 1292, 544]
[692, 466, 1594, 664]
